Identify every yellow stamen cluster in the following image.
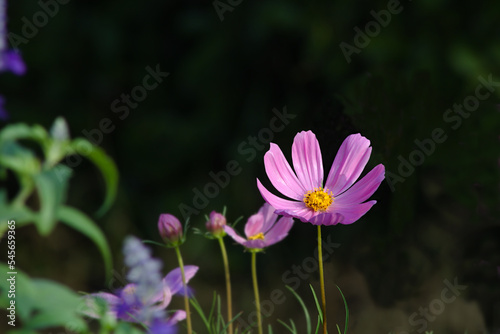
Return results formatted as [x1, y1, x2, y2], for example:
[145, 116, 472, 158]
[248, 232, 265, 241]
[303, 187, 334, 212]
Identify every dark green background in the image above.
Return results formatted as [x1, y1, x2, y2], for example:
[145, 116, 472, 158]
[2, 0, 499, 332]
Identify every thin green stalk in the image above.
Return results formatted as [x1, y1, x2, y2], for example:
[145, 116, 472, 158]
[317, 225, 327, 334]
[174, 246, 192, 334]
[217, 237, 233, 334]
[251, 251, 263, 334]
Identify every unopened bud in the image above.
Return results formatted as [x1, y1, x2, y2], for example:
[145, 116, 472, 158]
[206, 211, 226, 237]
[158, 214, 183, 246]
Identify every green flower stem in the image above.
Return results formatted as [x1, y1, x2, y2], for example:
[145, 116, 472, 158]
[251, 250, 263, 334]
[317, 225, 327, 334]
[217, 237, 233, 334]
[174, 245, 192, 334]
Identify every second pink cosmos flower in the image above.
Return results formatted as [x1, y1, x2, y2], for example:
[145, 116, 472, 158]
[257, 130, 385, 226]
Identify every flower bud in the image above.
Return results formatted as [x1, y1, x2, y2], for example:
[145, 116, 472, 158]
[206, 211, 226, 237]
[158, 214, 183, 246]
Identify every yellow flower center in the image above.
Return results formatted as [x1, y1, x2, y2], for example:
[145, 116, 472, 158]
[303, 187, 334, 212]
[248, 232, 265, 240]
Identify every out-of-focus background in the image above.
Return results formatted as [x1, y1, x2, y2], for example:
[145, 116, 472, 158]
[1, 0, 499, 333]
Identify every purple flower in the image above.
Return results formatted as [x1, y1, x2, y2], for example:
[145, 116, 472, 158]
[257, 131, 385, 226]
[224, 203, 293, 250]
[0, 1, 26, 75]
[0, 0, 26, 121]
[158, 214, 183, 246]
[0, 49, 26, 75]
[149, 318, 178, 334]
[89, 267, 197, 322]
[85, 236, 198, 331]
[87, 266, 198, 326]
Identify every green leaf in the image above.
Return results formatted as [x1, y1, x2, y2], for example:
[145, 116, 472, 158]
[33, 166, 71, 235]
[336, 285, 349, 334]
[285, 285, 311, 334]
[309, 284, 323, 324]
[278, 319, 296, 333]
[69, 138, 118, 216]
[7, 330, 38, 334]
[0, 141, 41, 175]
[0, 263, 88, 332]
[0, 123, 48, 145]
[22, 278, 88, 330]
[57, 205, 112, 279]
[0, 190, 37, 228]
[114, 322, 145, 334]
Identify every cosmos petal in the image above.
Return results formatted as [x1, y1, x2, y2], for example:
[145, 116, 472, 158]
[325, 134, 372, 195]
[257, 178, 306, 212]
[258, 202, 279, 234]
[331, 201, 377, 225]
[244, 213, 264, 238]
[292, 131, 324, 190]
[263, 216, 294, 246]
[274, 206, 317, 223]
[244, 239, 267, 249]
[224, 225, 247, 246]
[308, 212, 345, 226]
[335, 164, 385, 205]
[264, 143, 306, 200]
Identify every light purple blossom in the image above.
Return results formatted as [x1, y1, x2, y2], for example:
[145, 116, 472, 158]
[224, 203, 293, 250]
[85, 236, 198, 333]
[257, 130, 385, 226]
[0, 0, 26, 121]
[0, 0, 26, 75]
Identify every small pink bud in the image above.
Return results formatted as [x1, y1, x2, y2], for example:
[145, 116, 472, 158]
[206, 211, 226, 237]
[158, 214, 183, 245]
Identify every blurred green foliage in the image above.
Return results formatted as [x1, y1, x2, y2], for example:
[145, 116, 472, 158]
[0, 118, 117, 276]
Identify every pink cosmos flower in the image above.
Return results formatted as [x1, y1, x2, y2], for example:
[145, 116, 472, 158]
[224, 203, 293, 250]
[257, 130, 385, 226]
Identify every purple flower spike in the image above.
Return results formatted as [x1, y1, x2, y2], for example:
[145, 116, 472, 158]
[0, 0, 26, 121]
[0, 0, 26, 75]
[257, 131, 385, 226]
[0, 50, 26, 75]
[85, 236, 199, 333]
[224, 203, 293, 251]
